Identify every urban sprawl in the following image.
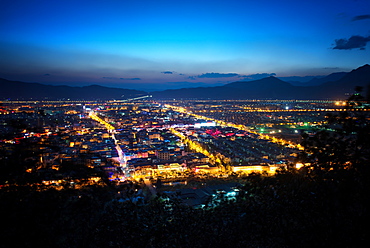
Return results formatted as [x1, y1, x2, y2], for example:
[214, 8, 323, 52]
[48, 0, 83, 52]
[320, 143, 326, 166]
[0, 99, 361, 207]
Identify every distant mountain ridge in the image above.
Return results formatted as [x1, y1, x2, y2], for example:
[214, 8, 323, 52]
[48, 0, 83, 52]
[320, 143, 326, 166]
[305, 72, 348, 86]
[224, 77, 297, 99]
[311, 64, 370, 99]
[1, 64, 369, 100]
[152, 64, 370, 99]
[0, 78, 147, 100]
[282, 72, 348, 86]
[226, 76, 291, 89]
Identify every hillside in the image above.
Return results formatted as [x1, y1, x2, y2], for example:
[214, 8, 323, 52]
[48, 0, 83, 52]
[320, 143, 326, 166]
[152, 65, 370, 100]
[0, 78, 147, 100]
[1, 64, 369, 100]
[305, 72, 347, 86]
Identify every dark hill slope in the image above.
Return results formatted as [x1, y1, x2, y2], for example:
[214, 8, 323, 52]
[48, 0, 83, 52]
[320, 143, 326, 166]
[152, 65, 370, 100]
[153, 77, 311, 99]
[0, 78, 147, 100]
[306, 72, 347, 86]
[225, 76, 291, 89]
[311, 64, 370, 99]
[2, 65, 369, 100]
[224, 76, 302, 99]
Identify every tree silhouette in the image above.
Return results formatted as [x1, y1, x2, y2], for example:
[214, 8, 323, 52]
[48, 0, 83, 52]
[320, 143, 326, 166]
[300, 87, 370, 175]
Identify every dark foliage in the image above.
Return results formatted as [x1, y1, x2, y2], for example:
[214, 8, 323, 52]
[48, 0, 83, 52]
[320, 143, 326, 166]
[300, 87, 370, 176]
[1, 169, 368, 248]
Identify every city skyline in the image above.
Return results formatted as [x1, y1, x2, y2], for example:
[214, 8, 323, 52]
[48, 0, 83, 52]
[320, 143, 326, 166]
[1, 0, 370, 90]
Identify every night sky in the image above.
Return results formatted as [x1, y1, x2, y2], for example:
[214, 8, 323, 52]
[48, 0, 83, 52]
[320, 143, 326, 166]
[1, 0, 369, 90]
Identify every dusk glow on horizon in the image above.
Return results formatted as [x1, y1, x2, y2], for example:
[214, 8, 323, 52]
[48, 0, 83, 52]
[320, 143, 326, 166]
[1, 0, 369, 90]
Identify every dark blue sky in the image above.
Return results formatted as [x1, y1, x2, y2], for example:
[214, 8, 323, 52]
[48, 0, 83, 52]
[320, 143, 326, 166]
[1, 0, 369, 90]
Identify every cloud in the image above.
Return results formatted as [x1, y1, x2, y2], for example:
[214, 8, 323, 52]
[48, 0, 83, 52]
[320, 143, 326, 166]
[161, 71, 174, 74]
[103, 77, 141, 80]
[197, 72, 239, 78]
[188, 72, 277, 81]
[240, 73, 276, 80]
[332, 35, 370, 50]
[352, 15, 370, 21]
[102, 77, 116, 80]
[120, 78, 141, 80]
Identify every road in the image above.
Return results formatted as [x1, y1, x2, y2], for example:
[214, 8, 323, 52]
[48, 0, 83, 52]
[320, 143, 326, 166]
[144, 178, 157, 196]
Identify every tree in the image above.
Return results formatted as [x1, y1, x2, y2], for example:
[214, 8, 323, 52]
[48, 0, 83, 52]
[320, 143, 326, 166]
[300, 87, 370, 176]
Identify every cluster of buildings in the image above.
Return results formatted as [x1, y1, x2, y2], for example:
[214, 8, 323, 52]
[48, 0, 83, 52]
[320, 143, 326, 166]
[1, 99, 338, 188]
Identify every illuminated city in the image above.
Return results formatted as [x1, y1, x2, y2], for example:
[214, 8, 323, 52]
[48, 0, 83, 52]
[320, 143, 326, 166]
[1, 86, 370, 247]
[1, 0, 370, 247]
[2, 98, 368, 184]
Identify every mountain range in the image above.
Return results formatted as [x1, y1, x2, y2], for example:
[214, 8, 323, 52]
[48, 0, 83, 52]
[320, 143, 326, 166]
[1, 64, 369, 100]
[0, 79, 147, 100]
[152, 64, 370, 100]
[284, 72, 348, 86]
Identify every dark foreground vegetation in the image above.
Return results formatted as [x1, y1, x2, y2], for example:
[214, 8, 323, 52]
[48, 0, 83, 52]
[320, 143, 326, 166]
[1, 166, 369, 248]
